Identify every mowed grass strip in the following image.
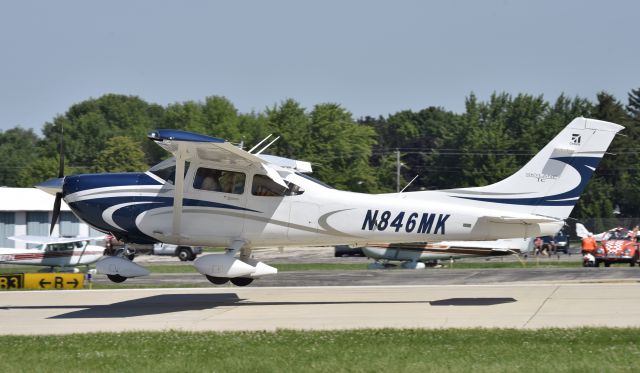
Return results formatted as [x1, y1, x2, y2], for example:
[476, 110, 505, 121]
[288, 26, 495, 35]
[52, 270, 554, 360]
[1, 260, 588, 275]
[0, 328, 637, 372]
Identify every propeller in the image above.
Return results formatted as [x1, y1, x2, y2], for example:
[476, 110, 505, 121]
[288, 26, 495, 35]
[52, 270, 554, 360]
[49, 125, 64, 235]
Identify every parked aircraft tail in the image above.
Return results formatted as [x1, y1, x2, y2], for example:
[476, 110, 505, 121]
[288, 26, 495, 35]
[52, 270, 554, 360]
[439, 117, 623, 220]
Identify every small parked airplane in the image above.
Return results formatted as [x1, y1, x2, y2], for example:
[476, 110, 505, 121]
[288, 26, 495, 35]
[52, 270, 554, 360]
[0, 236, 105, 272]
[362, 238, 533, 269]
[37, 117, 623, 285]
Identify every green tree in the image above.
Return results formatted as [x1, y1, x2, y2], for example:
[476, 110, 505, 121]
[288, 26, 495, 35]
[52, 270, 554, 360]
[306, 103, 378, 192]
[41, 94, 164, 168]
[627, 87, 640, 124]
[0, 127, 41, 186]
[91, 136, 149, 173]
[265, 99, 310, 158]
[16, 157, 61, 187]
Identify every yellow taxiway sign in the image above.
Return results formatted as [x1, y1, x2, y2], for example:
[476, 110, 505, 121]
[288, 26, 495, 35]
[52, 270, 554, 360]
[0, 273, 84, 290]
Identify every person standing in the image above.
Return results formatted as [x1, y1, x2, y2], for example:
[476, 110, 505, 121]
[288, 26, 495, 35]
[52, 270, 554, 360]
[581, 233, 597, 255]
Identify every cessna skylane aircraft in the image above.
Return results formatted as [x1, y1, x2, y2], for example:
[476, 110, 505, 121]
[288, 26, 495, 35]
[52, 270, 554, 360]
[0, 236, 105, 272]
[361, 238, 533, 269]
[37, 117, 622, 285]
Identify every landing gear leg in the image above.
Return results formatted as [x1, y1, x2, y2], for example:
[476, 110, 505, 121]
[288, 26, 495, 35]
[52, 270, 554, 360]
[231, 246, 254, 286]
[117, 244, 135, 261]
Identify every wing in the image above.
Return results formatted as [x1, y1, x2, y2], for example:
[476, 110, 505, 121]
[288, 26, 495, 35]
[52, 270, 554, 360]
[148, 129, 312, 188]
[9, 235, 106, 245]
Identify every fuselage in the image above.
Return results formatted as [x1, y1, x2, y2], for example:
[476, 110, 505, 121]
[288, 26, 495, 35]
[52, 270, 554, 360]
[0, 242, 104, 267]
[62, 157, 560, 248]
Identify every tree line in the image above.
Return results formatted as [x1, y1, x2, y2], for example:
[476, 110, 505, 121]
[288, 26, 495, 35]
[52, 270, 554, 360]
[2, 88, 639, 221]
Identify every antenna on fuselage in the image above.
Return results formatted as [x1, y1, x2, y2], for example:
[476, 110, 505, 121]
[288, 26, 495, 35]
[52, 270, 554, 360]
[255, 136, 280, 155]
[400, 175, 419, 193]
[248, 134, 272, 154]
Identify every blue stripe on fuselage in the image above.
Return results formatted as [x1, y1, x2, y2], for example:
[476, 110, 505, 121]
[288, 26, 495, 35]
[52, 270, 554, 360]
[63, 173, 162, 195]
[64, 173, 260, 243]
[450, 156, 601, 206]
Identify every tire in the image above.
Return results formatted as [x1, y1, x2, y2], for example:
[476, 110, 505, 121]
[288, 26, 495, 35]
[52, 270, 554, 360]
[604, 262, 611, 267]
[107, 274, 127, 283]
[205, 275, 229, 285]
[230, 277, 254, 287]
[177, 247, 191, 262]
[594, 261, 600, 267]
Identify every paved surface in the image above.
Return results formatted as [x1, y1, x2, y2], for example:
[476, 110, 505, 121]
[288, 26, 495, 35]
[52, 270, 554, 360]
[2, 283, 640, 335]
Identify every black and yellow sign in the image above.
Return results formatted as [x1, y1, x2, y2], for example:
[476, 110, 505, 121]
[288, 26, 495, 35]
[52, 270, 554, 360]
[24, 273, 84, 289]
[0, 273, 24, 289]
[0, 273, 83, 290]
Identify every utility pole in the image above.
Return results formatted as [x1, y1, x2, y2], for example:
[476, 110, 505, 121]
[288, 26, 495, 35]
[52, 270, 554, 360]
[396, 149, 400, 192]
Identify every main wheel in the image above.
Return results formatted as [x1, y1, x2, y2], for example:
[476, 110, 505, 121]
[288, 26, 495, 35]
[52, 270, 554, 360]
[206, 275, 229, 285]
[230, 277, 254, 287]
[107, 274, 127, 283]
[177, 248, 191, 262]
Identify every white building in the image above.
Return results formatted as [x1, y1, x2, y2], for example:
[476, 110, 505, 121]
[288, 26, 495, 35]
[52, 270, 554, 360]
[0, 187, 103, 249]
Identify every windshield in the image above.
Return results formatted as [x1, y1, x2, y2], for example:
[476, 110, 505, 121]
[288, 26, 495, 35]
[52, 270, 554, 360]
[604, 229, 631, 241]
[149, 158, 190, 185]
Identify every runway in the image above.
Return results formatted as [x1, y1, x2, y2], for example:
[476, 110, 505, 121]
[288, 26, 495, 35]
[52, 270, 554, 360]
[2, 283, 640, 335]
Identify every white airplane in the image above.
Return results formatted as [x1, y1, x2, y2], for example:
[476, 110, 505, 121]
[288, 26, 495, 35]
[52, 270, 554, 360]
[362, 238, 533, 269]
[576, 222, 611, 241]
[0, 236, 105, 272]
[37, 117, 622, 285]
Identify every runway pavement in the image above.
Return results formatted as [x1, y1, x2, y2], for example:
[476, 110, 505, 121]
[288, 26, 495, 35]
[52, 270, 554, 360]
[2, 283, 640, 335]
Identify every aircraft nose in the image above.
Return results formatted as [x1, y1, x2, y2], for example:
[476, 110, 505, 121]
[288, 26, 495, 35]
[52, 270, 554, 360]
[36, 177, 64, 196]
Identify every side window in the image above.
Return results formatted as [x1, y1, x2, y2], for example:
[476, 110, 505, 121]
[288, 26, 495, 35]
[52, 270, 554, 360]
[193, 167, 246, 194]
[252, 175, 287, 196]
[251, 174, 305, 197]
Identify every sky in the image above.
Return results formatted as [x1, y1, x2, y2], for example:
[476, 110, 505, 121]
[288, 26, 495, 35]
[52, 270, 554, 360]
[0, 0, 638, 132]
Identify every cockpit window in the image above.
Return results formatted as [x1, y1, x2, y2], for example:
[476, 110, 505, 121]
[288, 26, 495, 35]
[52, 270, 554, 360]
[149, 158, 190, 185]
[194, 167, 246, 194]
[252, 175, 305, 197]
[46, 242, 80, 252]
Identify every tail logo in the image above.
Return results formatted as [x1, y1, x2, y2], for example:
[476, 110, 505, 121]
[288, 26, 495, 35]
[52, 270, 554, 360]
[570, 134, 581, 145]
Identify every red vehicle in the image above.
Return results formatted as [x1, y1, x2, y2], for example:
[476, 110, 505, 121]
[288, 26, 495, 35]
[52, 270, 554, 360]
[593, 228, 640, 267]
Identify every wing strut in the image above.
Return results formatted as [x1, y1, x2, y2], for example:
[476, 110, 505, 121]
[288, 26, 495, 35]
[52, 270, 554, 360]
[172, 144, 186, 241]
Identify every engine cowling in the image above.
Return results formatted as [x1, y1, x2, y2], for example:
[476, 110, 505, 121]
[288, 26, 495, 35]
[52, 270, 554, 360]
[193, 254, 277, 278]
[96, 256, 150, 278]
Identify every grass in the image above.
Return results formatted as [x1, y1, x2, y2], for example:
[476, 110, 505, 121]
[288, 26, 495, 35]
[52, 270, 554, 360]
[0, 260, 600, 275]
[0, 328, 637, 372]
